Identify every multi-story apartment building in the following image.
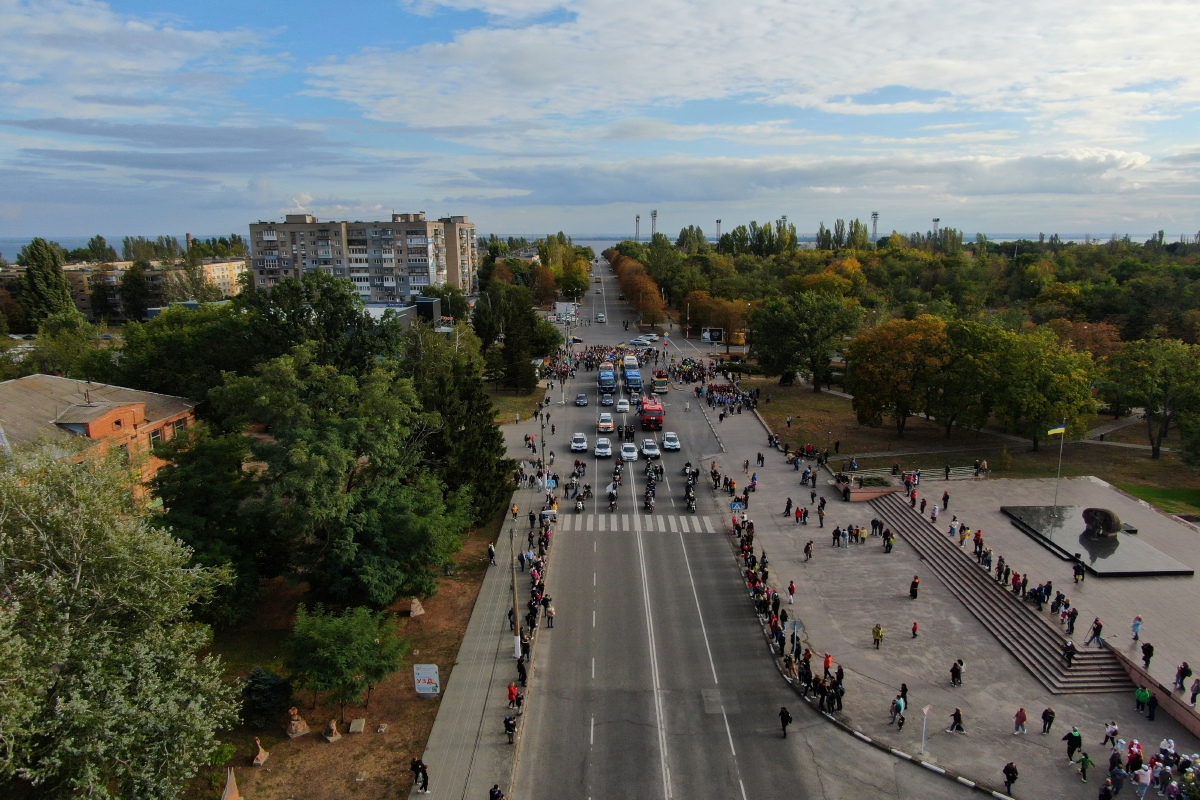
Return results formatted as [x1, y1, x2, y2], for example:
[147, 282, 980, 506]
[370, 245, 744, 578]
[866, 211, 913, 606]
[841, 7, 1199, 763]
[247, 213, 476, 302]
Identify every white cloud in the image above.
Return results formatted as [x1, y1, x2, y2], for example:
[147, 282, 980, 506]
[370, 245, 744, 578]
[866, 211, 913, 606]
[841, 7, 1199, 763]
[0, 0, 273, 120]
[310, 0, 1200, 148]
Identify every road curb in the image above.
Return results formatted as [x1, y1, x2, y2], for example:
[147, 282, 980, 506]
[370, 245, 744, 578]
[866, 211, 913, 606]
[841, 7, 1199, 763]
[718, 522, 1015, 799]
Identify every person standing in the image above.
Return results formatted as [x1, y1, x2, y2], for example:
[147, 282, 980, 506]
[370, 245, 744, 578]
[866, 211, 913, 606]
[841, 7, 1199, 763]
[1013, 707, 1028, 735]
[1190, 678, 1200, 707]
[488, 543, 496, 565]
[1064, 726, 1084, 762]
[1132, 615, 1144, 641]
[1085, 617, 1104, 647]
[1002, 762, 1019, 794]
[779, 706, 793, 738]
[1147, 691, 1159, 721]
[1135, 685, 1150, 713]
[950, 659, 964, 687]
[1041, 707, 1056, 734]
[788, 580, 796, 604]
[872, 624, 885, 649]
[490, 784, 506, 800]
[912, 621, 919, 638]
[511, 502, 519, 521]
[1103, 721, 1119, 747]
[909, 575, 920, 599]
[1174, 661, 1193, 691]
[1142, 642, 1154, 669]
[942, 490, 950, 509]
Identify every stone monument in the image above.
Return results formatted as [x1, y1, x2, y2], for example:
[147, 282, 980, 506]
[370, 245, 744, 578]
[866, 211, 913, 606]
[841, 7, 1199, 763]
[324, 719, 342, 743]
[252, 737, 269, 766]
[410, 598, 425, 617]
[348, 718, 366, 734]
[221, 768, 241, 800]
[285, 706, 309, 738]
[1082, 507, 1122, 538]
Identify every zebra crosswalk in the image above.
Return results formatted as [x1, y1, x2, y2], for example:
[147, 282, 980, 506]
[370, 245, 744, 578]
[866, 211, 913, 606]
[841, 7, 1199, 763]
[554, 513, 718, 534]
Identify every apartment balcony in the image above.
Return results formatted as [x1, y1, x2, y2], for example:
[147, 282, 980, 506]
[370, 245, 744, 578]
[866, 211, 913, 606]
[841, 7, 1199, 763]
[260, 230, 278, 241]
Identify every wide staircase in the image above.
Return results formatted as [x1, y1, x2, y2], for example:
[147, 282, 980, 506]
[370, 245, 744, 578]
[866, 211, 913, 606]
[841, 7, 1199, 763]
[871, 492, 1133, 694]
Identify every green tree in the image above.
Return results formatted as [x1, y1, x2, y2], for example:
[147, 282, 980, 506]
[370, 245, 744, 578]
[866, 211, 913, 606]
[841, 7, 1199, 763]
[1107, 339, 1200, 459]
[210, 345, 473, 604]
[844, 315, 949, 437]
[0, 445, 238, 799]
[20, 309, 112, 379]
[87, 235, 118, 262]
[926, 319, 1007, 437]
[993, 330, 1097, 450]
[750, 292, 862, 390]
[19, 238, 74, 326]
[396, 322, 514, 523]
[286, 605, 409, 720]
[151, 424, 271, 623]
[420, 285, 470, 321]
[119, 260, 153, 321]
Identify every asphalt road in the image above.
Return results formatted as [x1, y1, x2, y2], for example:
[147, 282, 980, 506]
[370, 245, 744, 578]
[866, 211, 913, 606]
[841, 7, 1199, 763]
[514, 259, 964, 800]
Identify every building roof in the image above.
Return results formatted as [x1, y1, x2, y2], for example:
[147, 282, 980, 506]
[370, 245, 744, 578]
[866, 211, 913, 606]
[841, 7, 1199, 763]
[0, 374, 195, 454]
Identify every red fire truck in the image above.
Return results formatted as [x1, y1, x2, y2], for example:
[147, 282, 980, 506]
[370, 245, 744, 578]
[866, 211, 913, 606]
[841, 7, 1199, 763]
[640, 395, 664, 430]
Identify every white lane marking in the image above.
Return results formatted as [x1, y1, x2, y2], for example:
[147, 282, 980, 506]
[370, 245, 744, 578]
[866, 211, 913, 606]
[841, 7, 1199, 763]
[592, 657, 595, 679]
[677, 529, 719, 684]
[591, 716, 595, 745]
[722, 708, 737, 756]
[593, 572, 597, 586]
[679, 516, 691, 533]
[587, 515, 594, 532]
[593, 609, 596, 628]
[622, 514, 629, 531]
[631, 462, 673, 800]
[599, 515, 606, 532]
[668, 515, 678, 533]
[738, 779, 748, 800]
[704, 517, 715, 533]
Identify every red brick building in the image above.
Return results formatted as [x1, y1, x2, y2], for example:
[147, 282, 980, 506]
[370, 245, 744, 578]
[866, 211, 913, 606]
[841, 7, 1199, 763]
[0, 374, 195, 484]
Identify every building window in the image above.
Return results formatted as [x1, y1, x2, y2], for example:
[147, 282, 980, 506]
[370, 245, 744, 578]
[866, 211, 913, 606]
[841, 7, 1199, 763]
[173, 418, 187, 434]
[149, 428, 163, 446]
[112, 418, 123, 430]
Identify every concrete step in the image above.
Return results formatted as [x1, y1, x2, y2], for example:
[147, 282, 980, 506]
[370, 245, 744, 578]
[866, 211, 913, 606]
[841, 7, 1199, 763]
[871, 493, 1134, 695]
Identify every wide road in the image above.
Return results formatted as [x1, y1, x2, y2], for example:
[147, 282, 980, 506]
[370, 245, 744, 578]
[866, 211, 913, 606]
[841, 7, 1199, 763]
[514, 258, 962, 800]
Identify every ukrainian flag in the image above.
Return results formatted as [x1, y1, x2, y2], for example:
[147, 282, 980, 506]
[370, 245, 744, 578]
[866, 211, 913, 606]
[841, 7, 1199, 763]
[1047, 425, 1067, 436]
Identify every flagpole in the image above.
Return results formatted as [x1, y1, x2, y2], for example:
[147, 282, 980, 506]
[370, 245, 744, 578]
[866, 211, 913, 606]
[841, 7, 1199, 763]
[1052, 418, 1066, 513]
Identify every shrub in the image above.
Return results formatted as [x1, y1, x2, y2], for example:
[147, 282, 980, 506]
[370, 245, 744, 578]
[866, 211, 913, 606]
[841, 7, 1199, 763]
[242, 667, 293, 729]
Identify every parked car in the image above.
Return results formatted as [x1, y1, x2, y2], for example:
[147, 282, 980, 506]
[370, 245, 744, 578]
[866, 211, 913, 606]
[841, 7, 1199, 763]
[571, 432, 588, 452]
[662, 431, 681, 450]
[641, 439, 661, 459]
[575, 393, 589, 406]
[620, 443, 638, 462]
[594, 437, 612, 457]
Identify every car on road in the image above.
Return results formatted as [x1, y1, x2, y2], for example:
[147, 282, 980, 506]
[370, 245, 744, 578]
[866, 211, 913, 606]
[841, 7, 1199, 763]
[570, 432, 588, 451]
[620, 443, 638, 462]
[616, 399, 630, 413]
[643, 334, 659, 341]
[662, 431, 681, 450]
[575, 393, 589, 406]
[629, 337, 648, 346]
[570, 336, 584, 344]
[594, 437, 612, 457]
[597, 413, 615, 433]
[600, 394, 614, 406]
[641, 439, 661, 459]
[618, 294, 625, 300]
[596, 313, 606, 323]
[595, 288, 602, 294]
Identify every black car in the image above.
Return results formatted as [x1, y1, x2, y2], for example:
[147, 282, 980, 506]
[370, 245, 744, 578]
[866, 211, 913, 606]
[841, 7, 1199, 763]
[575, 393, 589, 406]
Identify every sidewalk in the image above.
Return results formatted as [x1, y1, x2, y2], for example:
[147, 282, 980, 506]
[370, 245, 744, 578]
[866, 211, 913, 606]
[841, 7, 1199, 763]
[417, 421, 546, 799]
[709, 402, 1199, 799]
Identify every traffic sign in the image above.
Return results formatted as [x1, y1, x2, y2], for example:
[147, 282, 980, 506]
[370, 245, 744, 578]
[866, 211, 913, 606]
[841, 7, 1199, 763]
[730, 501, 745, 511]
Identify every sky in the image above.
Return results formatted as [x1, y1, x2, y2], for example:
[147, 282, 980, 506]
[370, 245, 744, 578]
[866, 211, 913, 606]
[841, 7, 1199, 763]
[1, 0, 1199, 241]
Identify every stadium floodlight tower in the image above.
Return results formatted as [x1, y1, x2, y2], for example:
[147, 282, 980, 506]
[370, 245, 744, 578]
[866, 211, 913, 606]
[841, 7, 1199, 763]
[933, 217, 940, 233]
[871, 211, 879, 240]
[716, 219, 722, 238]
[635, 214, 640, 241]
[651, 209, 657, 238]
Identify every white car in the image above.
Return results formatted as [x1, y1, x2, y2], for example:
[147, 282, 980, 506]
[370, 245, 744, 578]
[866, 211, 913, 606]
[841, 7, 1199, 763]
[662, 431, 681, 450]
[643, 334, 659, 341]
[594, 437, 612, 457]
[620, 443, 639, 462]
[596, 313, 606, 323]
[570, 432, 588, 452]
[629, 337, 649, 346]
[641, 439, 661, 459]
[616, 399, 631, 413]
